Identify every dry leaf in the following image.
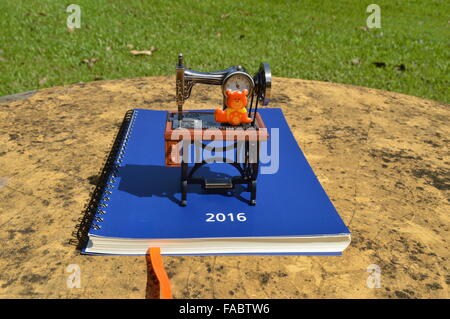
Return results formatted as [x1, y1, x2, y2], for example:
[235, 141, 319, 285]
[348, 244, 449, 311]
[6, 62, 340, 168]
[351, 58, 361, 65]
[127, 44, 134, 49]
[216, 33, 222, 37]
[39, 77, 47, 85]
[82, 58, 98, 68]
[106, 46, 111, 51]
[130, 50, 153, 56]
[130, 46, 157, 56]
[0, 56, 7, 62]
[221, 13, 231, 19]
[67, 27, 75, 32]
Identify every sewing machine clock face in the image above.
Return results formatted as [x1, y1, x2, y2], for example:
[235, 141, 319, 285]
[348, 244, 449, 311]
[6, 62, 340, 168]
[222, 72, 254, 96]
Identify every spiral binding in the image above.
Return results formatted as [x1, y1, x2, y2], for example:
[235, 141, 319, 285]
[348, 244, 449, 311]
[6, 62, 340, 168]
[72, 109, 138, 250]
[91, 110, 138, 231]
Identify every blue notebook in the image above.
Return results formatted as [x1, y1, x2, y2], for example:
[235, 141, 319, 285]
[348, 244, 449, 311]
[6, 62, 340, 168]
[83, 108, 351, 255]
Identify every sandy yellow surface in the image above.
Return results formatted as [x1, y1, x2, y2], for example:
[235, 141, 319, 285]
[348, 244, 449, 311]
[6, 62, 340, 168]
[0, 76, 448, 298]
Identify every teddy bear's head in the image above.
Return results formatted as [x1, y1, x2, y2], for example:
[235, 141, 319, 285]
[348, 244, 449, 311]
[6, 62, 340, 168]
[225, 89, 248, 109]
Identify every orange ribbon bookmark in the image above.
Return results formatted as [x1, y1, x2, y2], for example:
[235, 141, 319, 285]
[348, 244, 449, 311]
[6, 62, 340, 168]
[146, 247, 173, 299]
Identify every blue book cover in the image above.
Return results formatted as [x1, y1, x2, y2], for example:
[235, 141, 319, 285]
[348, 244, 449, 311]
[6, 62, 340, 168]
[83, 108, 351, 255]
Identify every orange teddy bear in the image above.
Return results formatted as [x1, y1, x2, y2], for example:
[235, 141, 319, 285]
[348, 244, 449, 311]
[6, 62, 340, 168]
[215, 89, 253, 125]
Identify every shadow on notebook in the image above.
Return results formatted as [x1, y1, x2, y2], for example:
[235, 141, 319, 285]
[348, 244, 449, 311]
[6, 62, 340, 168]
[117, 164, 250, 205]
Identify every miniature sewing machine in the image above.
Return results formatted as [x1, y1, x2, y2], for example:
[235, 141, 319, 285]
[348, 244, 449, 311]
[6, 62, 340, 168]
[164, 54, 271, 206]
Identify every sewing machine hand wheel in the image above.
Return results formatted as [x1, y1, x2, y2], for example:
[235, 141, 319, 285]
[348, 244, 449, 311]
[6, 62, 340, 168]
[254, 63, 272, 106]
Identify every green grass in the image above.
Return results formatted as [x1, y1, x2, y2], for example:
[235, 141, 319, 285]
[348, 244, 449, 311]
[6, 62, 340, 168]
[0, 0, 448, 103]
